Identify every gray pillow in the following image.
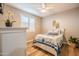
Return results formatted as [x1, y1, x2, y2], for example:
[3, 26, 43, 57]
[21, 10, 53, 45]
[47, 31, 58, 35]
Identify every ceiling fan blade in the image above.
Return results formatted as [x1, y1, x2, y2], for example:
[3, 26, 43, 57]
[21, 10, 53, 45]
[46, 7, 53, 10]
[37, 3, 53, 12]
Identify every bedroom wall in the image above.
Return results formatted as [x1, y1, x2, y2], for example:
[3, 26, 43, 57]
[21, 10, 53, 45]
[42, 7, 79, 40]
[0, 4, 20, 27]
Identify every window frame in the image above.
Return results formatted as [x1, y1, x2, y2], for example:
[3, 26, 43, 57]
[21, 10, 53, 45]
[20, 14, 35, 32]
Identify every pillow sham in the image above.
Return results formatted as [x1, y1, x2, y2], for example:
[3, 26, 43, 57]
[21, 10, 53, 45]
[47, 28, 62, 35]
[47, 31, 58, 35]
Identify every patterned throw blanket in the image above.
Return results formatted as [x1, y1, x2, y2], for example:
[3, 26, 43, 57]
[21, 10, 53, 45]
[33, 37, 62, 55]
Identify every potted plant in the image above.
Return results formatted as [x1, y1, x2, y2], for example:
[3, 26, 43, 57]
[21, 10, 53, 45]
[5, 12, 16, 27]
[5, 19, 16, 27]
[69, 36, 77, 48]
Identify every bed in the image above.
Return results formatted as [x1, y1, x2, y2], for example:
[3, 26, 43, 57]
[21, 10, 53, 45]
[33, 29, 64, 56]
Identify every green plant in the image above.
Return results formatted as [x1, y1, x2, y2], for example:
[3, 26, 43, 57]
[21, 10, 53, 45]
[69, 36, 77, 43]
[5, 19, 16, 27]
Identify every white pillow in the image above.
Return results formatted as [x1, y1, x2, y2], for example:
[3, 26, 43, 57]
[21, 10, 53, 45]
[53, 28, 60, 35]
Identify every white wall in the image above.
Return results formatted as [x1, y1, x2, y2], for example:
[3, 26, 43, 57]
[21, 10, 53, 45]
[0, 4, 21, 27]
[42, 7, 79, 40]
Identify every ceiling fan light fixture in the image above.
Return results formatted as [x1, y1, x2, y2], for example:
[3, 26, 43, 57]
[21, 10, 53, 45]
[41, 9, 46, 13]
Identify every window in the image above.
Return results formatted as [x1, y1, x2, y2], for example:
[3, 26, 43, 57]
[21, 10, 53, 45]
[20, 14, 35, 32]
[21, 15, 29, 28]
[29, 16, 35, 32]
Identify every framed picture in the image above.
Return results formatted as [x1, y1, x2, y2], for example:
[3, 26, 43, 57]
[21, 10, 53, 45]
[0, 3, 3, 14]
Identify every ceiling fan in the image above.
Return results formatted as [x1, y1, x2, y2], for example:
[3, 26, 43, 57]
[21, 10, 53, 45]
[38, 3, 52, 13]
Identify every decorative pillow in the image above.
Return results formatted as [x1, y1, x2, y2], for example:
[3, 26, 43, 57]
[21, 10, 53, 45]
[47, 30, 59, 35]
[36, 37, 44, 43]
[47, 32, 58, 35]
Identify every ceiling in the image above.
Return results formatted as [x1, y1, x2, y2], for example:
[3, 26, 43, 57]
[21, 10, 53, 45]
[7, 3, 79, 17]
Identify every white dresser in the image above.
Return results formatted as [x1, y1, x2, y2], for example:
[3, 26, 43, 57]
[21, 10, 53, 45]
[0, 27, 27, 56]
